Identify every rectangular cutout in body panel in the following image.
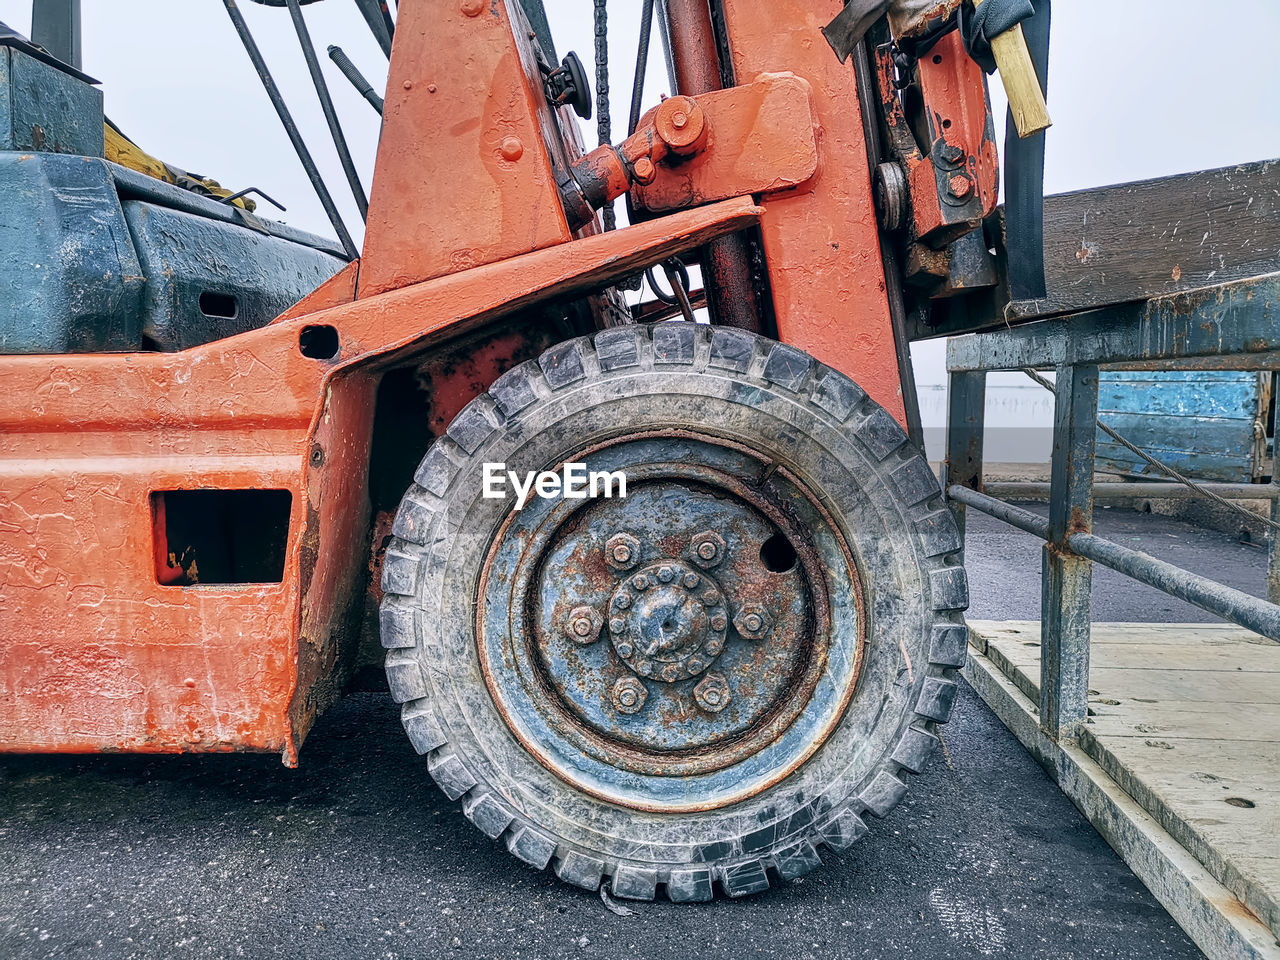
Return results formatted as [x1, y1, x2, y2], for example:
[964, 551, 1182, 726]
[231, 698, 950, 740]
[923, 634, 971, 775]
[153, 489, 292, 585]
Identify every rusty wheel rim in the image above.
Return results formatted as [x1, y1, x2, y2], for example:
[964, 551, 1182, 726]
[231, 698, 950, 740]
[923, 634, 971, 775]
[477, 430, 866, 813]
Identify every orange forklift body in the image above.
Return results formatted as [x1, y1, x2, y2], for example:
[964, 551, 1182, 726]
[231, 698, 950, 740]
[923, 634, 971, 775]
[0, 0, 995, 762]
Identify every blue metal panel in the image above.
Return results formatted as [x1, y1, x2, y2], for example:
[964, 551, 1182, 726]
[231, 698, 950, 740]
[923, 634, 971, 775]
[0, 47, 103, 156]
[0, 152, 143, 353]
[1097, 371, 1263, 482]
[121, 200, 344, 351]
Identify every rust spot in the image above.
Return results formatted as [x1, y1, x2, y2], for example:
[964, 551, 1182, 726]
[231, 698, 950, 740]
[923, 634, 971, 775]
[1171, 264, 1183, 281]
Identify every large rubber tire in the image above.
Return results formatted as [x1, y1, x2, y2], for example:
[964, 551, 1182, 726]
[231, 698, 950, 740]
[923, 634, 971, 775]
[380, 323, 967, 900]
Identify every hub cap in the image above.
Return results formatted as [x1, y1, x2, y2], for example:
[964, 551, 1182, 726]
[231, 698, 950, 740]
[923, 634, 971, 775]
[477, 432, 865, 812]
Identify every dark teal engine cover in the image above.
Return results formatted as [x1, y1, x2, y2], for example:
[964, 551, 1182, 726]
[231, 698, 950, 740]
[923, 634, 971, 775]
[122, 198, 344, 351]
[0, 152, 347, 354]
[0, 153, 145, 352]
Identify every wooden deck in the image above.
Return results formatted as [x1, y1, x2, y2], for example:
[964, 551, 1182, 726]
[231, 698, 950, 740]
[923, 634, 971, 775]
[967, 620, 1280, 957]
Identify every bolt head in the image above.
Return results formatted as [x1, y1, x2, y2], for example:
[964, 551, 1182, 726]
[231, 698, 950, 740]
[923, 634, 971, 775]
[499, 137, 524, 161]
[690, 531, 726, 568]
[564, 605, 603, 644]
[710, 614, 727, 631]
[632, 156, 656, 183]
[947, 174, 972, 199]
[671, 111, 688, 128]
[616, 642, 634, 658]
[682, 572, 701, 589]
[606, 532, 641, 571]
[657, 565, 675, 584]
[609, 617, 627, 634]
[693, 673, 731, 714]
[612, 677, 648, 714]
[613, 593, 631, 610]
[733, 604, 773, 640]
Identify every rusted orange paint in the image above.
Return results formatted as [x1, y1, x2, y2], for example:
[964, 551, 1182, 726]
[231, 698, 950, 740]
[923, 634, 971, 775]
[1, 1, 1003, 764]
[913, 30, 1000, 237]
[631, 74, 820, 214]
[358, 0, 573, 297]
[719, 0, 907, 424]
[0, 198, 761, 759]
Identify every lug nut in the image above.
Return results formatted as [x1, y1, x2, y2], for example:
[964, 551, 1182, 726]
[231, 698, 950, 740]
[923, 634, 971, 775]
[564, 606, 603, 644]
[690, 531, 726, 568]
[606, 532, 641, 571]
[612, 677, 648, 714]
[694, 673, 731, 714]
[733, 604, 773, 640]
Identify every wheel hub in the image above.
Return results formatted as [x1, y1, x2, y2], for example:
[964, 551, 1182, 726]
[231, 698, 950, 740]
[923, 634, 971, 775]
[476, 431, 865, 810]
[608, 559, 729, 682]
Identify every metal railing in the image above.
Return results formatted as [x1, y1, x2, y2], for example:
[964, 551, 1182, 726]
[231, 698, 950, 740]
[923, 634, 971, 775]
[944, 271, 1280, 740]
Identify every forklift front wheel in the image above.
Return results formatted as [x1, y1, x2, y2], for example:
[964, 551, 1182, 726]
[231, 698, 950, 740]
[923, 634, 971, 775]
[380, 322, 968, 900]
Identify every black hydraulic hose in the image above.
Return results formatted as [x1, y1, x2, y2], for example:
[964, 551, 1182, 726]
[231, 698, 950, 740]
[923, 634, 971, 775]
[328, 45, 384, 114]
[627, 0, 656, 135]
[1002, 0, 1051, 300]
[285, 0, 369, 220]
[222, 0, 359, 260]
[353, 0, 392, 58]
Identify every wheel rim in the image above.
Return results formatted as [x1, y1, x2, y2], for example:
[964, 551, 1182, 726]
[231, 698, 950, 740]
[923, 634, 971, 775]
[477, 429, 867, 813]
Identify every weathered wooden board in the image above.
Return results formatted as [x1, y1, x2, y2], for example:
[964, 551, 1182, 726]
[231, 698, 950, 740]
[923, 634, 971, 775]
[1089, 700, 1280, 743]
[972, 621, 1272, 646]
[963, 646, 1280, 957]
[970, 619, 1280, 940]
[1010, 159, 1280, 321]
[1082, 734, 1280, 934]
[1097, 371, 1267, 483]
[913, 160, 1280, 339]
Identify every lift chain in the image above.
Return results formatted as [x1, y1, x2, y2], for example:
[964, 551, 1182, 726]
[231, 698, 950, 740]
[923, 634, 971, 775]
[593, 0, 616, 230]
[1022, 368, 1279, 532]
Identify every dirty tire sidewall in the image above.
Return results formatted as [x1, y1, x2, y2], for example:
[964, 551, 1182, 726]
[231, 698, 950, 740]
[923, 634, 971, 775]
[380, 324, 967, 900]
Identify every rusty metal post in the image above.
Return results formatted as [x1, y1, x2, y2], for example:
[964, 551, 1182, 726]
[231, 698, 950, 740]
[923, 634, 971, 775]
[662, 0, 761, 333]
[1270, 373, 1280, 604]
[1041, 363, 1098, 742]
[945, 370, 986, 543]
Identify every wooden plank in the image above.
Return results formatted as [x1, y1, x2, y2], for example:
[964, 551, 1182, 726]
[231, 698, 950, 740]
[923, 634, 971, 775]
[1088, 699, 1280, 743]
[1011, 159, 1280, 321]
[962, 647, 1280, 957]
[1099, 373, 1258, 418]
[970, 620, 1270, 646]
[969, 619, 1280, 942]
[1081, 733, 1280, 935]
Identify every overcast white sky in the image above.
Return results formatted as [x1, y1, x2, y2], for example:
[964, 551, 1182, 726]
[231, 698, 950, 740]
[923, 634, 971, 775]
[1, 0, 1277, 391]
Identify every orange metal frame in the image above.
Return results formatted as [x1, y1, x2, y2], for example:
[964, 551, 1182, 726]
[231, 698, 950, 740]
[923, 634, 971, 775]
[0, 0, 994, 762]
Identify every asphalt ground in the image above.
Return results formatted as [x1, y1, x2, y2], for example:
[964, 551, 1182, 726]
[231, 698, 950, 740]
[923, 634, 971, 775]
[3, 506, 1263, 959]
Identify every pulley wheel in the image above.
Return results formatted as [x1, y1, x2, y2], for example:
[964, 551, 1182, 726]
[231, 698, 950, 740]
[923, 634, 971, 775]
[381, 323, 967, 900]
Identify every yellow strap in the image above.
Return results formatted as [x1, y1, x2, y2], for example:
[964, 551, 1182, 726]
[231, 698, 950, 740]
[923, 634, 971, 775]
[104, 121, 257, 212]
